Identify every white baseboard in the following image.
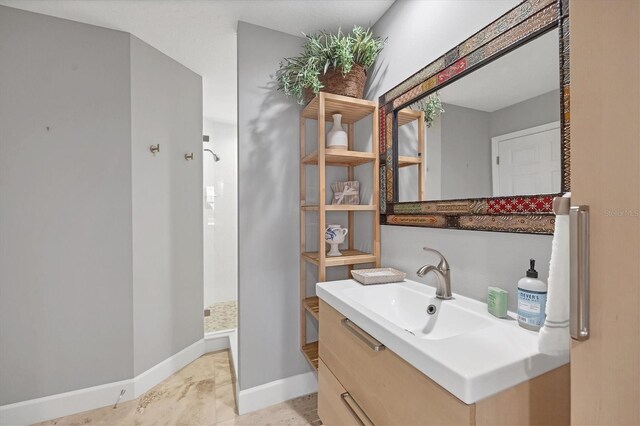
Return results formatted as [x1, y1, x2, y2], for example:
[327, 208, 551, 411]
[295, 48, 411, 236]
[228, 330, 238, 378]
[0, 379, 135, 426]
[0, 339, 206, 425]
[204, 330, 232, 353]
[133, 339, 205, 397]
[237, 371, 318, 415]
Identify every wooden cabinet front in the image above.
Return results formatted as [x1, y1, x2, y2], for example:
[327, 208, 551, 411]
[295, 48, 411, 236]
[318, 359, 373, 426]
[318, 299, 569, 426]
[319, 300, 473, 426]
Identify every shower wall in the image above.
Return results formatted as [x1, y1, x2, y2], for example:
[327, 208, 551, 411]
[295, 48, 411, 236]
[203, 119, 238, 308]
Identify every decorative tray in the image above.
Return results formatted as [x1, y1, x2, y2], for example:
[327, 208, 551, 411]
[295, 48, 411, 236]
[351, 268, 406, 285]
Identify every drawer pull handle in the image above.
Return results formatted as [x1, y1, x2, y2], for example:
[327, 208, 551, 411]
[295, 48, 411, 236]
[341, 392, 374, 426]
[341, 318, 385, 351]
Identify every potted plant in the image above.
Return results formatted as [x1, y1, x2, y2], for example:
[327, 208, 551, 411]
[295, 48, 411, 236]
[413, 93, 445, 128]
[276, 26, 386, 104]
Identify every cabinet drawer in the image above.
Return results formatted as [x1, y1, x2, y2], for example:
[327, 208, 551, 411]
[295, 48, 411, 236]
[318, 359, 373, 426]
[319, 300, 473, 426]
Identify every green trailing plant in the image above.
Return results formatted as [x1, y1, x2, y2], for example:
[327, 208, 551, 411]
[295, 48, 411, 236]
[413, 93, 445, 128]
[276, 26, 386, 104]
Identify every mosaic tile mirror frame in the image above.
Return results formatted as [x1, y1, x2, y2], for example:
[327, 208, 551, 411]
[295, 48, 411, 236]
[378, 0, 570, 235]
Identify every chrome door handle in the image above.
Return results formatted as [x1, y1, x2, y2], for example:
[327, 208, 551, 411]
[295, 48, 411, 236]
[570, 205, 590, 341]
[341, 318, 385, 351]
[341, 392, 374, 426]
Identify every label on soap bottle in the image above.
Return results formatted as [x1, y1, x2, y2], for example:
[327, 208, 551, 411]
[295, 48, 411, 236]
[517, 289, 547, 327]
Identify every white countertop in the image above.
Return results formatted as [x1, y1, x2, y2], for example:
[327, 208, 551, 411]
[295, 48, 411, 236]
[316, 279, 569, 404]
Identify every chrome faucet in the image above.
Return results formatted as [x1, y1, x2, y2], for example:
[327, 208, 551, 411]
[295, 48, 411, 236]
[416, 247, 452, 300]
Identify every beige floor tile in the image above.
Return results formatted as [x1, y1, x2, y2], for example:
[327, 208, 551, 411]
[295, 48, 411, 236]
[211, 350, 232, 364]
[213, 351, 235, 386]
[217, 394, 319, 426]
[37, 399, 138, 426]
[132, 377, 216, 425]
[160, 352, 216, 390]
[215, 383, 238, 423]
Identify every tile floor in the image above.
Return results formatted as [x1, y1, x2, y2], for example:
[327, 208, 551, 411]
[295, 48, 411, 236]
[205, 301, 237, 333]
[38, 350, 320, 426]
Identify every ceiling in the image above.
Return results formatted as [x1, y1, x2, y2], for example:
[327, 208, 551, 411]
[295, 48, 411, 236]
[0, 0, 394, 124]
[436, 28, 560, 112]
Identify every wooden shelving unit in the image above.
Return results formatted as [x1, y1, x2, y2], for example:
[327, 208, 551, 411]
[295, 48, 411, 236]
[300, 92, 380, 370]
[303, 296, 319, 320]
[301, 149, 376, 167]
[301, 341, 319, 370]
[301, 249, 377, 267]
[301, 204, 377, 212]
[398, 108, 425, 200]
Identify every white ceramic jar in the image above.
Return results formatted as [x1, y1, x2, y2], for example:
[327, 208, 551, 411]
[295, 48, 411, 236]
[326, 114, 348, 150]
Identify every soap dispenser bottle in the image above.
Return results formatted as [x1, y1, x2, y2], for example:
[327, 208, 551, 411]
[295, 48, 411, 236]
[517, 259, 547, 331]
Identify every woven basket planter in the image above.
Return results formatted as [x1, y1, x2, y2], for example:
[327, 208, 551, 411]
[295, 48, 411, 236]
[304, 64, 366, 104]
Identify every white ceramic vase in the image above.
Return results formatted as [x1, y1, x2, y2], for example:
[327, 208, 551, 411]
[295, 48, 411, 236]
[325, 224, 349, 256]
[326, 114, 348, 150]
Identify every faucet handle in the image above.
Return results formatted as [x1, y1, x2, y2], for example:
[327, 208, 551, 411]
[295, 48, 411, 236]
[422, 247, 450, 271]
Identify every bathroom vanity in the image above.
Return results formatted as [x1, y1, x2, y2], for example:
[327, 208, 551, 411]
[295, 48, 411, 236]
[316, 279, 569, 425]
[312, 0, 574, 423]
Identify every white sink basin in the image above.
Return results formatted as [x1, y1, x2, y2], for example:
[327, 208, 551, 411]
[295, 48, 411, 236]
[342, 285, 493, 340]
[317, 279, 569, 404]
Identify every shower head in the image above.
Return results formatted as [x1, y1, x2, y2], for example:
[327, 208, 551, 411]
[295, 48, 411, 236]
[204, 148, 220, 162]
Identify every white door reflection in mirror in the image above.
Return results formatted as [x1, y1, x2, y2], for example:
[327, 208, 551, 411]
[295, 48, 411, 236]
[492, 122, 561, 196]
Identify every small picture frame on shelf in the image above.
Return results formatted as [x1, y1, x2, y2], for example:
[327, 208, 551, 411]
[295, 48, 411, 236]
[332, 181, 360, 205]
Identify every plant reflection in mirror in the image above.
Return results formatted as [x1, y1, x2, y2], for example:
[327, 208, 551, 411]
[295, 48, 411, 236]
[413, 93, 445, 128]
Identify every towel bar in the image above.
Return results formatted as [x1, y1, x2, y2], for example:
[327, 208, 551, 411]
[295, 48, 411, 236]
[570, 204, 590, 341]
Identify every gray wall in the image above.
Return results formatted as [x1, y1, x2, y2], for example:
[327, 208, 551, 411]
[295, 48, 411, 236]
[490, 89, 560, 138]
[130, 36, 203, 375]
[381, 226, 552, 311]
[441, 103, 491, 199]
[237, 22, 309, 391]
[0, 6, 204, 404]
[0, 6, 134, 404]
[370, 0, 553, 311]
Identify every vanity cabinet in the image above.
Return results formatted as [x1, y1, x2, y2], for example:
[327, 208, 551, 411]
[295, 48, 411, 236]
[318, 300, 569, 426]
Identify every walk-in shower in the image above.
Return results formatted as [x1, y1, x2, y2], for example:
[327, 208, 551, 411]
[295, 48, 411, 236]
[202, 131, 237, 334]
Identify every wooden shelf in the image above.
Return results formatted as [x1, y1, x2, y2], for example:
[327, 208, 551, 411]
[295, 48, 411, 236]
[397, 108, 425, 200]
[301, 149, 376, 167]
[302, 249, 377, 267]
[302, 92, 377, 124]
[301, 204, 377, 212]
[398, 155, 422, 167]
[398, 108, 423, 126]
[302, 341, 319, 370]
[303, 296, 319, 320]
